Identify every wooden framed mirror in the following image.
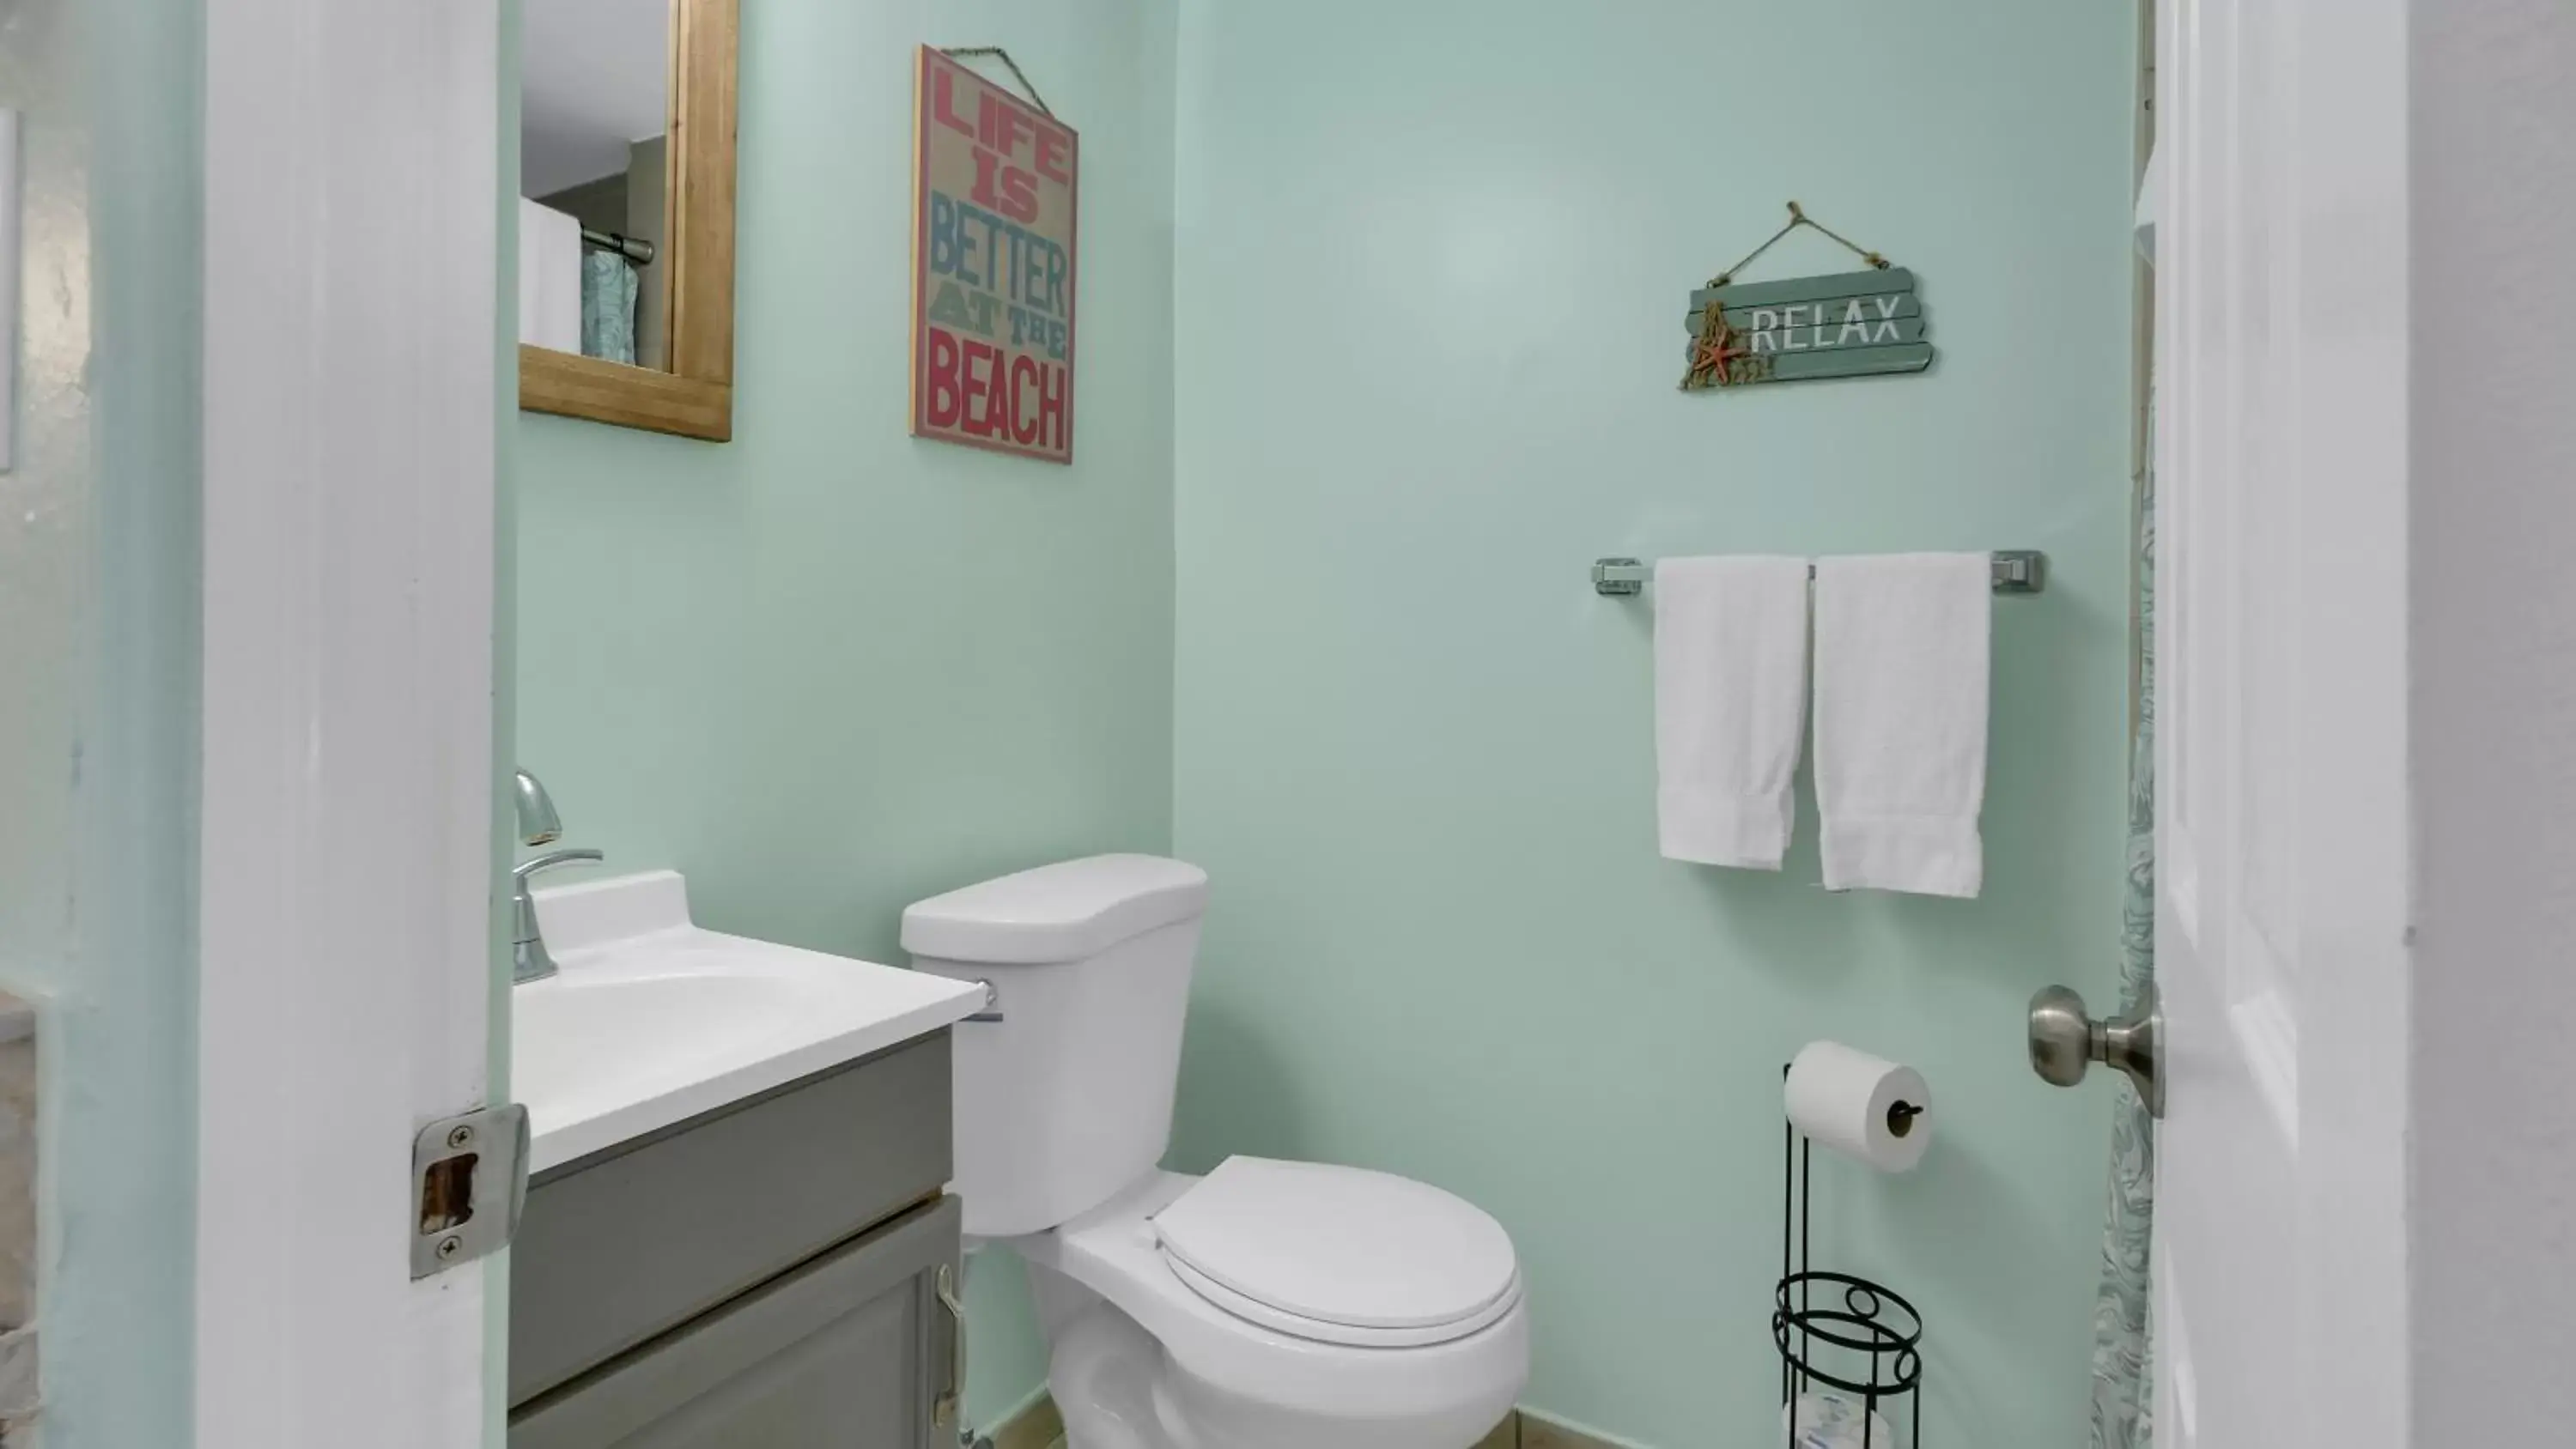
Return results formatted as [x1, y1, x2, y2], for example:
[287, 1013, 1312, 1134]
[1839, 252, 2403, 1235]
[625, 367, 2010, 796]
[517, 0, 738, 441]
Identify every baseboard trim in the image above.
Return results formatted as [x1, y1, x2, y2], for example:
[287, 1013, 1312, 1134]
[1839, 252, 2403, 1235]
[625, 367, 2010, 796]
[991, 1395, 1638, 1449]
[1513, 1405, 1652, 1449]
[990, 1389, 1066, 1449]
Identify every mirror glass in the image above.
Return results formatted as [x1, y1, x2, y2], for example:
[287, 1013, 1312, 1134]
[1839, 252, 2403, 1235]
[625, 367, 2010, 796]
[519, 0, 675, 373]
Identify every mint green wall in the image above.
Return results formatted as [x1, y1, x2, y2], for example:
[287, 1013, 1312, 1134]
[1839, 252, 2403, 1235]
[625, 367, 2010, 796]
[0, 0, 202, 1442]
[1169, 3, 2132, 1446]
[510, 0, 1176, 1424]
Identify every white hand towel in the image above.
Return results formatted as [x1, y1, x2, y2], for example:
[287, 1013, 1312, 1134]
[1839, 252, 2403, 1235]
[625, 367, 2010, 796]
[1813, 553, 1992, 897]
[1655, 555, 1812, 868]
[518, 198, 583, 355]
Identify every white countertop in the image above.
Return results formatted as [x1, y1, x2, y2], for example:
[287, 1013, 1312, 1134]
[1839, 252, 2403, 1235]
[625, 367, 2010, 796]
[515, 870, 982, 1173]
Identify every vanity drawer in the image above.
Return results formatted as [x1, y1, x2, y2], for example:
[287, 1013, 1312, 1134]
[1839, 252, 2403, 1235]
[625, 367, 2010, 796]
[509, 1031, 954, 1406]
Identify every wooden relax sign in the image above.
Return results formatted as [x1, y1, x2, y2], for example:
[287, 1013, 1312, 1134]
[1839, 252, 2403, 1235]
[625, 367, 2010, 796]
[1680, 268, 1934, 390]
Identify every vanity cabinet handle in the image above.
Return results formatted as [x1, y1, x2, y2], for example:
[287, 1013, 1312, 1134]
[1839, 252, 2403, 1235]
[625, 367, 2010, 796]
[935, 1262, 967, 1431]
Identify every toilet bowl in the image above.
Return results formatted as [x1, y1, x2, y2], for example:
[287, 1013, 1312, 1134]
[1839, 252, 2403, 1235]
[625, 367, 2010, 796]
[904, 857, 1530, 1449]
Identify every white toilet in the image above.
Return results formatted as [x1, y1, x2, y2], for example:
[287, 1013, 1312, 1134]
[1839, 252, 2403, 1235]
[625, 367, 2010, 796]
[904, 855, 1531, 1449]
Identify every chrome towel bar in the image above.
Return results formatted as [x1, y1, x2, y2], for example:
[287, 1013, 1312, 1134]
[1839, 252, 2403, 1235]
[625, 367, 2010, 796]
[1591, 550, 2046, 597]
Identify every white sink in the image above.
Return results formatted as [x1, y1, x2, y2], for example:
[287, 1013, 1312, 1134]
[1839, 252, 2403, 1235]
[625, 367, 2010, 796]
[513, 870, 985, 1172]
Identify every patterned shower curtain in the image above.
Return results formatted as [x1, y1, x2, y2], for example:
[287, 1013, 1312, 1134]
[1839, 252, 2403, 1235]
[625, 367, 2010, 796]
[580, 252, 641, 367]
[2089, 464, 2156, 1448]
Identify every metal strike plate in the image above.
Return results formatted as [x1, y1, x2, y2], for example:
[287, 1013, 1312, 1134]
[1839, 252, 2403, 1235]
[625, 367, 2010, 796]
[410, 1103, 531, 1279]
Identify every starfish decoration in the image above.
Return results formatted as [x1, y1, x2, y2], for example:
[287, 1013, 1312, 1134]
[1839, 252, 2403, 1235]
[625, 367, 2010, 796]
[1685, 304, 1749, 390]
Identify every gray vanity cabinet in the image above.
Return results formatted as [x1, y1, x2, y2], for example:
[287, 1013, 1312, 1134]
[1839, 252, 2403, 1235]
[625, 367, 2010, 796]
[507, 1033, 962, 1449]
[510, 1195, 958, 1449]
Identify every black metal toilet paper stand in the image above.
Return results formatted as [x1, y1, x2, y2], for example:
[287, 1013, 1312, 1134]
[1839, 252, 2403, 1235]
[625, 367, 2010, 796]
[1776, 1070, 1927, 1449]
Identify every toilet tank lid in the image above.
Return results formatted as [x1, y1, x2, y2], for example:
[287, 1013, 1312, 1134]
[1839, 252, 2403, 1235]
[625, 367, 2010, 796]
[901, 855, 1210, 965]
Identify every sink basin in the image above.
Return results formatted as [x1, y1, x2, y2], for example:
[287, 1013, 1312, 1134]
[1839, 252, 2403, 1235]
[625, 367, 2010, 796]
[513, 870, 985, 1172]
[513, 967, 820, 1133]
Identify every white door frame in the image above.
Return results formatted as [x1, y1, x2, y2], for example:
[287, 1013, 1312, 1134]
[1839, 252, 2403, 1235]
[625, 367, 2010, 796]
[197, 2, 501, 1444]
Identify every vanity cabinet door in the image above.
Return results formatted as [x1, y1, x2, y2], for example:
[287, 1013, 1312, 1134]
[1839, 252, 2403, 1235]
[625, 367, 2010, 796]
[509, 1194, 961, 1449]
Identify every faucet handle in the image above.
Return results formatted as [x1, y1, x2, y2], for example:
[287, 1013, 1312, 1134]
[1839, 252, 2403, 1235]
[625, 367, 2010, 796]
[511, 847, 602, 987]
[513, 847, 604, 884]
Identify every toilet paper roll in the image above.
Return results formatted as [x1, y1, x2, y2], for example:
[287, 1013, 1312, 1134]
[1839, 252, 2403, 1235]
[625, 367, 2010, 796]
[1783, 1392, 1899, 1449]
[1785, 1041, 1931, 1173]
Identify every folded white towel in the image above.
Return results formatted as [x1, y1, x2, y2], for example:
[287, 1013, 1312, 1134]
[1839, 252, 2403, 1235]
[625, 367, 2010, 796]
[1655, 556, 1812, 868]
[1813, 553, 1992, 897]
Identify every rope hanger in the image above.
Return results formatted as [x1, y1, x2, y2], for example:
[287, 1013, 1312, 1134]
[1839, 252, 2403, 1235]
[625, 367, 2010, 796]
[1708, 201, 1895, 289]
[939, 45, 1054, 118]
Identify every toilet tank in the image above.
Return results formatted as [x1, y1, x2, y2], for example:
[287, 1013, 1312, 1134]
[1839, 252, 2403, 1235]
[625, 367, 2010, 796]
[902, 855, 1210, 1238]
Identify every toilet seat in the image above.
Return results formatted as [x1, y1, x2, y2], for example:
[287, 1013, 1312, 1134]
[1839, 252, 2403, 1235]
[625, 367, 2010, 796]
[1161, 1254, 1525, 1349]
[1151, 1157, 1523, 1349]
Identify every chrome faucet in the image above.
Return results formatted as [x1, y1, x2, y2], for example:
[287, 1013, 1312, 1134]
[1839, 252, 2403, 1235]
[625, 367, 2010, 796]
[513, 768, 601, 985]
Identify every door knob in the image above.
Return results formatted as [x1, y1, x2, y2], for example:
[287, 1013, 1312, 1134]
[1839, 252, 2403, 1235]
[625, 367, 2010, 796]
[2028, 984, 2164, 1119]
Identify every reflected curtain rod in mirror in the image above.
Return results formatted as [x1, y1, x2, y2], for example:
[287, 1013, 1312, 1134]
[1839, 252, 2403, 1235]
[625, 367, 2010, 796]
[582, 227, 656, 267]
[519, 0, 739, 442]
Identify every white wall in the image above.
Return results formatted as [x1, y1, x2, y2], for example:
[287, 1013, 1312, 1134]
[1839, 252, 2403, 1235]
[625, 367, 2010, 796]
[2409, 0, 2576, 1438]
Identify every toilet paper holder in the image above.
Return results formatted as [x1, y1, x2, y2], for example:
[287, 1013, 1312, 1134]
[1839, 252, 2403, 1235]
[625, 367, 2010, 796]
[1777, 1070, 1927, 1449]
[2027, 984, 2164, 1118]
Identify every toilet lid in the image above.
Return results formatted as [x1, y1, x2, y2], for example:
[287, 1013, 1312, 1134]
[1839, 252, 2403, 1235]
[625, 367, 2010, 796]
[1152, 1157, 1521, 1345]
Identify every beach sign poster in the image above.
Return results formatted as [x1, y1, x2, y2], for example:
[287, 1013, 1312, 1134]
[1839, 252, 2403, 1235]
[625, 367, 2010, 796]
[911, 46, 1078, 463]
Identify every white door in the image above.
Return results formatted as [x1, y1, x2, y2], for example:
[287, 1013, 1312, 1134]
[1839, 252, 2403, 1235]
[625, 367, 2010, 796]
[2151, 0, 2411, 1446]
[195, 2, 504, 1445]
